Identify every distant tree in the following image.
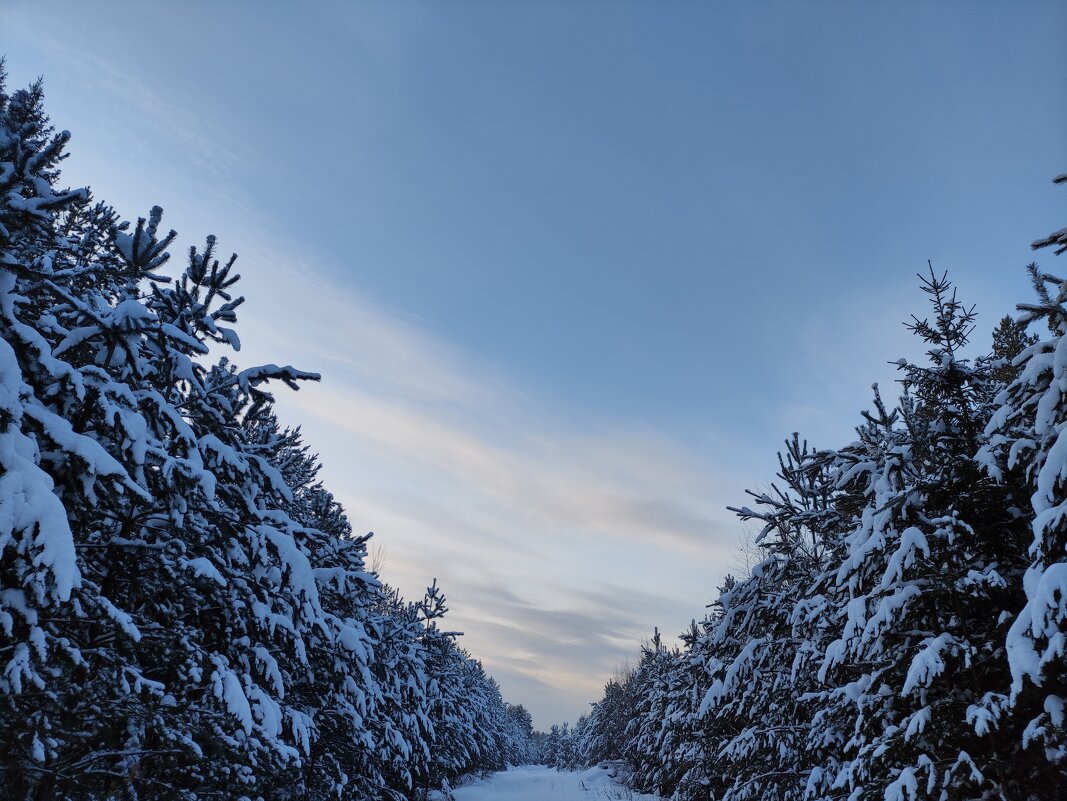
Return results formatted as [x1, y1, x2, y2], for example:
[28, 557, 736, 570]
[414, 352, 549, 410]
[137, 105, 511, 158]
[506, 703, 534, 741]
[991, 314, 1038, 384]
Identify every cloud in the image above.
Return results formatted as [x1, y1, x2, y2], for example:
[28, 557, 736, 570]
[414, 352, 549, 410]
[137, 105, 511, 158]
[223, 244, 742, 727]
[273, 379, 732, 553]
[449, 576, 688, 725]
[4, 8, 242, 181]
[3, 19, 744, 728]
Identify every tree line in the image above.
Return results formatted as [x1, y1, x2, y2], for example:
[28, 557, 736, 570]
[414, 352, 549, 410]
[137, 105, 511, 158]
[541, 189, 1067, 799]
[0, 67, 535, 799]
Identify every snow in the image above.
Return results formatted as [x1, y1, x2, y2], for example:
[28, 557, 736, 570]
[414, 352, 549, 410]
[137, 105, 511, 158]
[211, 658, 253, 734]
[902, 633, 955, 695]
[185, 556, 227, 586]
[260, 524, 320, 609]
[878, 526, 929, 591]
[1032, 424, 1067, 513]
[0, 338, 80, 602]
[883, 766, 919, 801]
[1046, 693, 1065, 727]
[448, 765, 663, 801]
[1007, 563, 1067, 691]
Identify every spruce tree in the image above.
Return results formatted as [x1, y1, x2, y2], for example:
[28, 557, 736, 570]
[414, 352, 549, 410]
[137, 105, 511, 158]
[814, 269, 1031, 800]
[981, 177, 1067, 789]
[0, 68, 535, 800]
[700, 435, 843, 801]
[991, 314, 1039, 385]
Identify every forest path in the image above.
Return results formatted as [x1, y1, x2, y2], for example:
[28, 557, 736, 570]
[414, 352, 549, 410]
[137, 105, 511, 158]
[449, 764, 662, 801]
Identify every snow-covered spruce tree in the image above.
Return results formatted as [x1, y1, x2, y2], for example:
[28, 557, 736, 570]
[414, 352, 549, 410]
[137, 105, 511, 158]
[362, 577, 533, 799]
[505, 703, 536, 766]
[358, 584, 435, 798]
[418, 580, 517, 791]
[816, 269, 1032, 800]
[648, 618, 719, 801]
[584, 270, 1041, 801]
[980, 178, 1067, 789]
[0, 70, 140, 796]
[687, 435, 845, 801]
[0, 66, 339, 797]
[0, 69, 533, 799]
[557, 716, 588, 770]
[582, 673, 637, 767]
[539, 724, 558, 766]
[625, 631, 702, 798]
[579, 619, 710, 796]
[241, 413, 387, 800]
[539, 722, 564, 767]
[0, 74, 214, 798]
[541, 719, 586, 771]
[585, 594, 725, 799]
[991, 314, 1039, 386]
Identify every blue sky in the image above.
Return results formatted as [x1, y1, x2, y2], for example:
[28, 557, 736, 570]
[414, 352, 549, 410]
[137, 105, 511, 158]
[4, 1, 1065, 727]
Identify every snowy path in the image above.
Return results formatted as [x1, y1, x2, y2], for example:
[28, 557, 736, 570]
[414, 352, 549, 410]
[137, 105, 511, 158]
[450, 765, 662, 801]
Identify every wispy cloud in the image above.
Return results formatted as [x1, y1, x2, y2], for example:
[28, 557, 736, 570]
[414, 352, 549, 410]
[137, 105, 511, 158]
[228, 246, 741, 727]
[4, 7, 243, 180]
[449, 576, 688, 723]
[3, 11, 749, 728]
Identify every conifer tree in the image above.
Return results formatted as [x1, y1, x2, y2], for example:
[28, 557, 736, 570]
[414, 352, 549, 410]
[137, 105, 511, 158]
[991, 314, 1039, 385]
[584, 673, 639, 767]
[981, 176, 1067, 787]
[699, 435, 843, 801]
[624, 632, 690, 797]
[811, 268, 1031, 800]
[0, 67, 535, 800]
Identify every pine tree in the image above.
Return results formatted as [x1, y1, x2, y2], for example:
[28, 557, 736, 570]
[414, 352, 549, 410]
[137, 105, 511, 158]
[0, 70, 179, 798]
[583, 674, 637, 766]
[624, 631, 692, 797]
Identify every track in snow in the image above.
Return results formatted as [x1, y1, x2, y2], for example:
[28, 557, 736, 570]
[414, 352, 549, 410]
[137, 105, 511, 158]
[449, 765, 662, 801]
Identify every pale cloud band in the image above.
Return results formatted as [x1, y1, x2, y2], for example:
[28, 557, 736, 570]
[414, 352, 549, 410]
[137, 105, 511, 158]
[233, 253, 742, 726]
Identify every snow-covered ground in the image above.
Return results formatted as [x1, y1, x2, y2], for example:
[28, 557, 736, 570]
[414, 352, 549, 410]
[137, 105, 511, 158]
[448, 765, 662, 801]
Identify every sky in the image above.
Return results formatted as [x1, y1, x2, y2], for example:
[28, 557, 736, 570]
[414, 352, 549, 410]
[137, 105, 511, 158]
[3, 0, 1065, 728]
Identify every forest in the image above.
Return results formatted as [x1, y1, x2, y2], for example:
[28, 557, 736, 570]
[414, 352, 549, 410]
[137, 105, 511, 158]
[3, 55, 1067, 801]
[536, 204, 1067, 800]
[0, 70, 536, 800]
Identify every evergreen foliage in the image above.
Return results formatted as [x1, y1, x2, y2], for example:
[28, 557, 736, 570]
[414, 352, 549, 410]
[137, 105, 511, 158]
[6, 58, 1067, 801]
[549, 183, 1067, 799]
[0, 68, 532, 800]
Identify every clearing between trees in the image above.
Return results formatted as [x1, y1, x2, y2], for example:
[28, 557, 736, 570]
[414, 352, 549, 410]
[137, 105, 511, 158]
[448, 765, 662, 801]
